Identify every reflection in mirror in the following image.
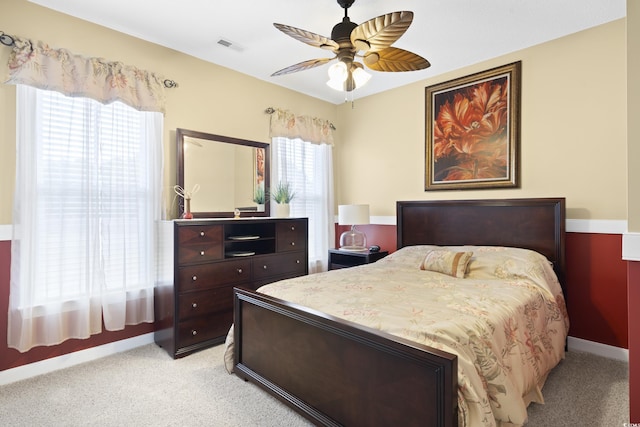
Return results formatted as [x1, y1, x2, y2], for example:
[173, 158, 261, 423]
[176, 129, 270, 218]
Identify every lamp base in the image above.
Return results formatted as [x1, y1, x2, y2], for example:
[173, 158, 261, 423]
[339, 225, 367, 251]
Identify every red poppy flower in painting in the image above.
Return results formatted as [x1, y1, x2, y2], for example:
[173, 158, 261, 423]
[432, 78, 509, 182]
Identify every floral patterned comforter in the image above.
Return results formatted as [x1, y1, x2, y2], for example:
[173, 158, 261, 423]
[228, 245, 569, 427]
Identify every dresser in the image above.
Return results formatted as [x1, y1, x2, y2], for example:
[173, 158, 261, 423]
[154, 217, 308, 358]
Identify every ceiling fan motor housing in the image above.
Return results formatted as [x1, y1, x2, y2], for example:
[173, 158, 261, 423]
[337, 0, 355, 10]
[331, 17, 357, 44]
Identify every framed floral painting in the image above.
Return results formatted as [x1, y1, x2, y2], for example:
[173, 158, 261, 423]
[425, 61, 521, 190]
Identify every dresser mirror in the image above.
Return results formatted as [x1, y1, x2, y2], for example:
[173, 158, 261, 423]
[176, 128, 270, 218]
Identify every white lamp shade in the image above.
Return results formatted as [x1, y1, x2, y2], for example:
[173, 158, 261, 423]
[327, 61, 348, 80]
[326, 76, 345, 91]
[338, 204, 370, 225]
[352, 67, 371, 88]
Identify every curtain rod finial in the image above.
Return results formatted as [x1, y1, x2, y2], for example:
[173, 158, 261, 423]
[163, 79, 178, 89]
[0, 31, 16, 47]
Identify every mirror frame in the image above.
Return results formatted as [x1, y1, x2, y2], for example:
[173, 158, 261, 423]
[176, 128, 270, 218]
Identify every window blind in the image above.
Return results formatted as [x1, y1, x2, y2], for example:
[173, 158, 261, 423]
[31, 90, 152, 304]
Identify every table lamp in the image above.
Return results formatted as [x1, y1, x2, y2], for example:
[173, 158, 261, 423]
[338, 204, 369, 251]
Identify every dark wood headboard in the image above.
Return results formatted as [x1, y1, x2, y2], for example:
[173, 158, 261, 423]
[396, 198, 566, 287]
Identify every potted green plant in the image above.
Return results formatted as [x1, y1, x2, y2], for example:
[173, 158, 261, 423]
[253, 186, 266, 212]
[271, 181, 295, 217]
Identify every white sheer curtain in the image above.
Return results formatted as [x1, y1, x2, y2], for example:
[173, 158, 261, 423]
[5, 36, 167, 352]
[8, 85, 163, 352]
[271, 137, 334, 273]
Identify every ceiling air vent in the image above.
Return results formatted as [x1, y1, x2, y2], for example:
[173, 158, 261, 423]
[217, 38, 244, 52]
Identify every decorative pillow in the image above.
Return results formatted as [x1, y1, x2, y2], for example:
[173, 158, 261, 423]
[419, 249, 473, 278]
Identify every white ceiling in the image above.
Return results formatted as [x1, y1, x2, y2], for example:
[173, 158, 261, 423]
[29, 0, 626, 105]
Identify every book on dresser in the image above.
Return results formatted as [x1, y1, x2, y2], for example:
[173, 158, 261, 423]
[154, 217, 309, 358]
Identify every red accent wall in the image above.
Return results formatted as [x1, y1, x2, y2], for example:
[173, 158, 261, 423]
[565, 233, 628, 348]
[0, 240, 154, 372]
[1, 226, 631, 374]
[628, 261, 640, 422]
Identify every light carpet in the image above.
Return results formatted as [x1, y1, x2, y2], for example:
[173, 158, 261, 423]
[0, 344, 629, 426]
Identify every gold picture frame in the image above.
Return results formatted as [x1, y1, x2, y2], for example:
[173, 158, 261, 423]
[425, 61, 521, 190]
[253, 147, 266, 207]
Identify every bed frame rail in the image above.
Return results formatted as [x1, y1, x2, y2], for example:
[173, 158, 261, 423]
[233, 287, 458, 427]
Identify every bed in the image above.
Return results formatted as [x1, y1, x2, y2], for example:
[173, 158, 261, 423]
[227, 198, 569, 427]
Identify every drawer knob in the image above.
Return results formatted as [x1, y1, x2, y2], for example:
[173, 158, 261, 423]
[237, 268, 243, 274]
[291, 226, 295, 230]
[291, 242, 295, 246]
[192, 302, 197, 308]
[192, 275, 197, 281]
[200, 231, 205, 237]
[263, 265, 268, 270]
[191, 330, 197, 336]
[200, 250, 205, 256]
[296, 260, 300, 264]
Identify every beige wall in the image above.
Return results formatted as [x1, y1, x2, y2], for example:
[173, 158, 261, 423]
[629, 0, 640, 231]
[0, 0, 629, 223]
[0, 0, 336, 223]
[335, 19, 628, 219]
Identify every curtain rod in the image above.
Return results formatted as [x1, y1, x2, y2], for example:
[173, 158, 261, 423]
[0, 30, 179, 89]
[264, 107, 336, 130]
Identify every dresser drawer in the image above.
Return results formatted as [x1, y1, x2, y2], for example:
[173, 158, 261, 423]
[276, 220, 307, 252]
[177, 259, 250, 292]
[177, 285, 234, 319]
[177, 225, 223, 264]
[176, 310, 233, 349]
[252, 251, 306, 281]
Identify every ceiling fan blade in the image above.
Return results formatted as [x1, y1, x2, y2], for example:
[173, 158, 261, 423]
[271, 57, 335, 76]
[273, 23, 339, 51]
[363, 47, 430, 72]
[350, 11, 413, 52]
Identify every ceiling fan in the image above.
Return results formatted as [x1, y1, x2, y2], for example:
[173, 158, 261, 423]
[271, 0, 431, 92]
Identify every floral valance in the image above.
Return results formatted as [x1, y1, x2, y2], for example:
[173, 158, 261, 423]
[268, 108, 335, 145]
[4, 37, 168, 113]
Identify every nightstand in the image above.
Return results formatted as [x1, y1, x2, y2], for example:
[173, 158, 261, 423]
[328, 249, 389, 270]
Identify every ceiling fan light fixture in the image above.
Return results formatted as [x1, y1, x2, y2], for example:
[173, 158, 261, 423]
[327, 61, 348, 80]
[326, 60, 370, 92]
[326, 76, 345, 91]
[327, 61, 348, 91]
[352, 65, 371, 88]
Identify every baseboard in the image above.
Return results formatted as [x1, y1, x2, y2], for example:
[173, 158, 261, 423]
[567, 336, 629, 362]
[0, 332, 155, 386]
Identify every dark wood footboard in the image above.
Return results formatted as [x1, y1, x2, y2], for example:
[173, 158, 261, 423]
[233, 287, 458, 427]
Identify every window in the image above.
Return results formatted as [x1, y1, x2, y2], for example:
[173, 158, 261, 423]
[8, 85, 163, 352]
[271, 137, 334, 273]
